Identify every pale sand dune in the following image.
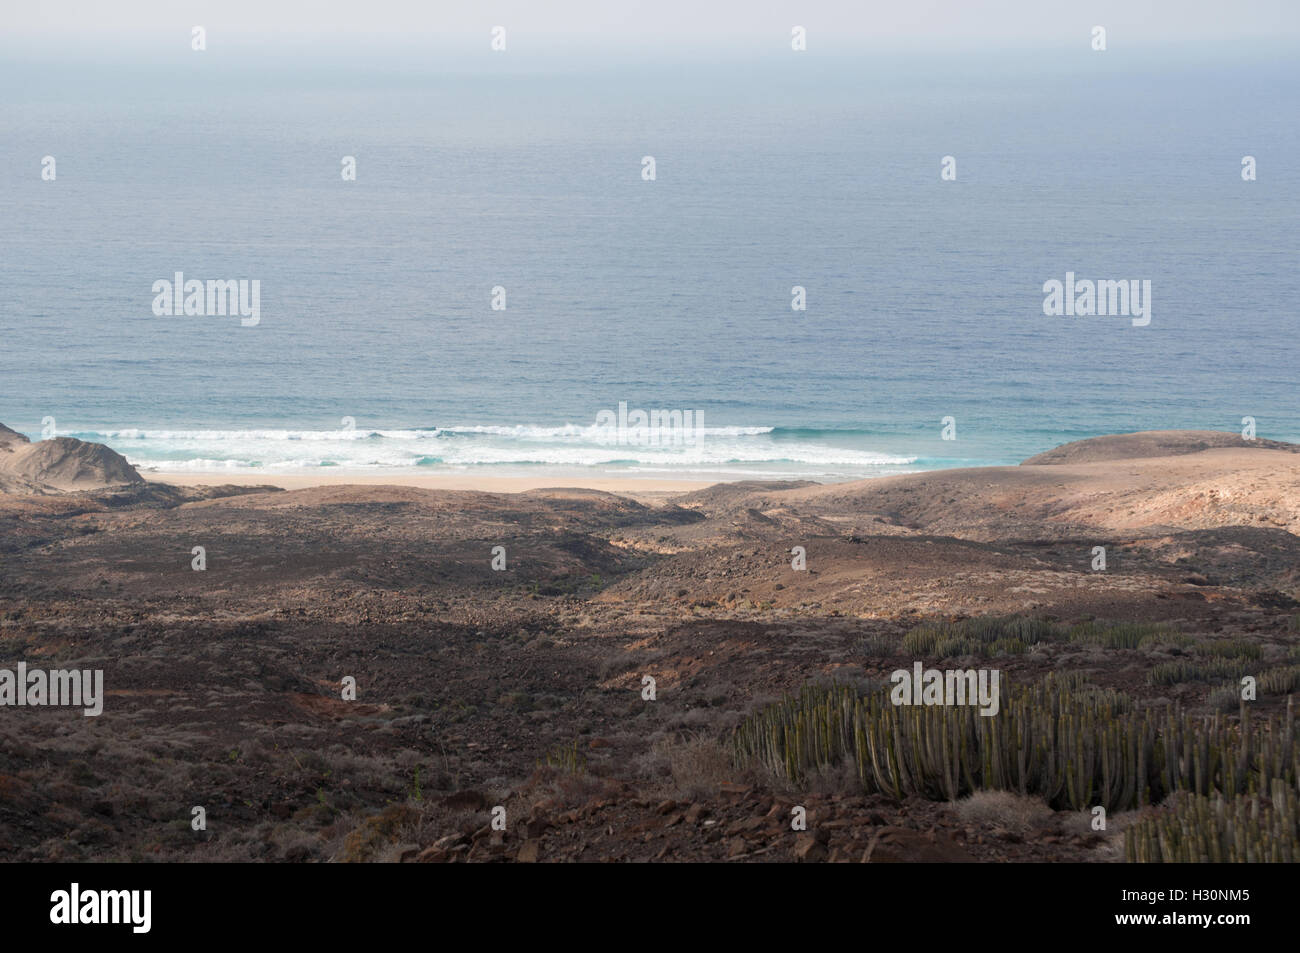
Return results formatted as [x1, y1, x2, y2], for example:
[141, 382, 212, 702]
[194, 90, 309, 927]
[143, 470, 716, 494]
[1020, 429, 1299, 465]
[766, 446, 1300, 539]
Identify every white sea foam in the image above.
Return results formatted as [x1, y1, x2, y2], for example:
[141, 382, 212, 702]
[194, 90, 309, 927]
[89, 426, 919, 477]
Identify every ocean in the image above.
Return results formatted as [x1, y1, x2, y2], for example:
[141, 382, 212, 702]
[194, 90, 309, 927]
[2, 44, 1297, 481]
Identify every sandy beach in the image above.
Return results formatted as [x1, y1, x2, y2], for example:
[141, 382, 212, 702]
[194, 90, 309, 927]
[141, 470, 718, 495]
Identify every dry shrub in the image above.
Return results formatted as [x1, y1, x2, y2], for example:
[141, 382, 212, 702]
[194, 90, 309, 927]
[656, 734, 735, 799]
[337, 803, 422, 863]
[955, 790, 1053, 836]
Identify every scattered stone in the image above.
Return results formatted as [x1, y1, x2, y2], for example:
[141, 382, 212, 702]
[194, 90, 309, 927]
[793, 834, 827, 863]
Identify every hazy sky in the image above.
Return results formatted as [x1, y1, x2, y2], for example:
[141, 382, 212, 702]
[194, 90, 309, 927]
[6, 0, 1299, 52]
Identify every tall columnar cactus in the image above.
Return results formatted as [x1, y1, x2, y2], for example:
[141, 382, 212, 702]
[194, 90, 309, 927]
[732, 678, 1298, 814]
[1148, 658, 1260, 686]
[1125, 781, 1299, 863]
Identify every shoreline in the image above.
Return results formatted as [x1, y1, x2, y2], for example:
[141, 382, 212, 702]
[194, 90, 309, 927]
[142, 470, 720, 494]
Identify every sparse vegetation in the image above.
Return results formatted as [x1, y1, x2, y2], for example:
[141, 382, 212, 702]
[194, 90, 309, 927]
[901, 616, 1059, 658]
[539, 738, 586, 775]
[1203, 665, 1300, 710]
[855, 633, 901, 656]
[1208, 685, 1242, 713]
[1193, 639, 1262, 660]
[1067, 620, 1186, 650]
[954, 790, 1053, 836]
[657, 734, 734, 799]
[1149, 658, 1260, 686]
[338, 803, 421, 863]
[891, 616, 1186, 659]
[1259, 665, 1300, 696]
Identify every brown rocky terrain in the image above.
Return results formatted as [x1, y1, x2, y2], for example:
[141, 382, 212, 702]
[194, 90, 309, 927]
[0, 429, 1297, 862]
[0, 424, 27, 451]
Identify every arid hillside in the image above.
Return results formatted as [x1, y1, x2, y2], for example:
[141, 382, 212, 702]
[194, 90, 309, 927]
[1, 431, 1296, 862]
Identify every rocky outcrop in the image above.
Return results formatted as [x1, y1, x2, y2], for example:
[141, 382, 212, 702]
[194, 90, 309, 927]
[0, 422, 31, 453]
[0, 425, 144, 492]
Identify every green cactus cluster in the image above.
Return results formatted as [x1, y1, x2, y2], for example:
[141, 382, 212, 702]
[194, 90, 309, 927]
[1149, 658, 1260, 686]
[897, 616, 1175, 660]
[865, 617, 1192, 660]
[732, 677, 1298, 813]
[1204, 665, 1300, 711]
[1193, 639, 1262, 660]
[1258, 665, 1300, 695]
[538, 738, 586, 775]
[855, 633, 901, 657]
[1208, 685, 1244, 713]
[882, 616, 1195, 661]
[986, 637, 1029, 656]
[901, 616, 1059, 658]
[1124, 781, 1299, 862]
[900, 629, 1028, 658]
[1067, 621, 1185, 649]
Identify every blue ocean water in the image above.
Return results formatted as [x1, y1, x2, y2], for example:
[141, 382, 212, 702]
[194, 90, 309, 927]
[1, 46, 1297, 480]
